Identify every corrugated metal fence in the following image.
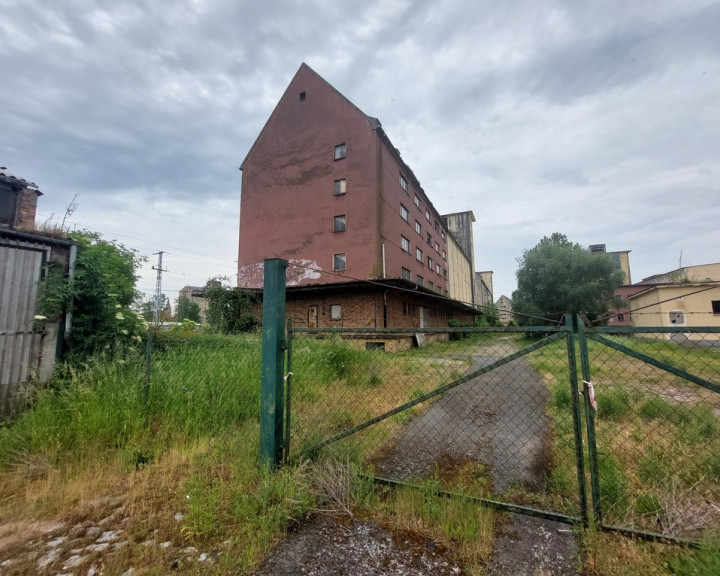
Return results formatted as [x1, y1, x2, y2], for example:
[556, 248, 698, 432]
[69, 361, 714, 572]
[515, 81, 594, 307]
[0, 240, 46, 416]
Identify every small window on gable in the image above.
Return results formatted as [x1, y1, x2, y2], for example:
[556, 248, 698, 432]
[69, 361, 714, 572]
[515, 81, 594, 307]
[712, 301, 720, 314]
[330, 305, 342, 320]
[399, 173, 408, 191]
[334, 253, 346, 271]
[333, 178, 346, 195]
[334, 143, 346, 160]
[401, 267, 411, 280]
[401, 235, 410, 253]
[299, 91, 306, 102]
[334, 215, 346, 232]
[400, 204, 409, 222]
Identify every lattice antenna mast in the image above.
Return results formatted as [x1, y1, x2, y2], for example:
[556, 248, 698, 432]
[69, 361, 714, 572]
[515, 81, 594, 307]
[152, 251, 167, 326]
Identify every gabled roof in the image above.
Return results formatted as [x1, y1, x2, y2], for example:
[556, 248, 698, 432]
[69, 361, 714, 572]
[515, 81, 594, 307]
[239, 63, 453, 238]
[239, 62, 370, 171]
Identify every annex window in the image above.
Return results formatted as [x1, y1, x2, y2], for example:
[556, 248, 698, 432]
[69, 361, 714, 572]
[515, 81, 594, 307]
[334, 253, 346, 271]
[401, 267, 411, 280]
[415, 220, 422, 235]
[712, 301, 720, 314]
[425, 209, 431, 221]
[330, 305, 342, 320]
[299, 91, 306, 102]
[428, 256, 434, 269]
[333, 178, 346, 195]
[416, 247, 423, 262]
[401, 235, 410, 253]
[333, 215, 346, 232]
[426, 232, 432, 245]
[403, 301, 416, 316]
[334, 143, 346, 160]
[400, 204, 409, 222]
[417, 275, 424, 286]
[414, 195, 421, 208]
[399, 173, 408, 191]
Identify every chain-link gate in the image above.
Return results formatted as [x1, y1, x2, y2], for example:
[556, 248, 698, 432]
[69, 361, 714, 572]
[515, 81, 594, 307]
[276, 319, 720, 544]
[577, 323, 720, 545]
[284, 320, 587, 527]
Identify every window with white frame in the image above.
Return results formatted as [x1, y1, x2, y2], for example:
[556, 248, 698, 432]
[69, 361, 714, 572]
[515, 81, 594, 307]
[436, 263, 441, 275]
[330, 305, 342, 320]
[334, 253, 346, 270]
[333, 215, 346, 232]
[399, 173, 408, 191]
[417, 275, 423, 286]
[415, 220, 422, 235]
[414, 195, 420, 208]
[400, 204, 409, 222]
[333, 178, 346, 195]
[425, 209, 431, 221]
[435, 242, 440, 253]
[428, 256, 434, 268]
[426, 232, 432, 245]
[334, 143, 346, 160]
[401, 267, 411, 280]
[416, 247, 423, 261]
[401, 235, 410, 252]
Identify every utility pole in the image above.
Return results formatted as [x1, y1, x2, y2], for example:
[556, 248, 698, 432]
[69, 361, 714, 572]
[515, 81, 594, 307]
[152, 252, 167, 326]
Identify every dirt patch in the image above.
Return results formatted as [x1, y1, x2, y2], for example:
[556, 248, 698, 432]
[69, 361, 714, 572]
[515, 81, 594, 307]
[253, 515, 464, 576]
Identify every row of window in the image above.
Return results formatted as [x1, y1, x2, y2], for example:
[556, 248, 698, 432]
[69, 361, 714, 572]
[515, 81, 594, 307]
[321, 301, 453, 322]
[400, 172, 446, 238]
[400, 235, 447, 277]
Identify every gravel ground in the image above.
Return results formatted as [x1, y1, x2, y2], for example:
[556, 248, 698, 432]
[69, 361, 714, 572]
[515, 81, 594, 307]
[253, 515, 464, 576]
[256, 354, 580, 575]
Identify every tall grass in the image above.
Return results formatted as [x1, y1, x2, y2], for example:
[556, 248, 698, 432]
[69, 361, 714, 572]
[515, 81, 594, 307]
[0, 334, 262, 468]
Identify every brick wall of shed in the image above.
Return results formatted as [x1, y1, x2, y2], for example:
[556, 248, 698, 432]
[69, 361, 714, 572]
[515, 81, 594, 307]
[16, 188, 39, 229]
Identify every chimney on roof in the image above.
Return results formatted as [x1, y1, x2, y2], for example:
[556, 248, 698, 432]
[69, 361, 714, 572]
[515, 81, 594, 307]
[0, 167, 42, 230]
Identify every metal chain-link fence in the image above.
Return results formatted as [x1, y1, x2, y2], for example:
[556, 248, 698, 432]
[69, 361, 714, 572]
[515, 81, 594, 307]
[286, 326, 583, 521]
[285, 324, 720, 543]
[580, 326, 720, 542]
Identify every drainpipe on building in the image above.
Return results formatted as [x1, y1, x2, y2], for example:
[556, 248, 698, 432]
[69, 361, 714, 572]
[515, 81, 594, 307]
[383, 290, 388, 328]
[64, 244, 77, 340]
[381, 243, 386, 278]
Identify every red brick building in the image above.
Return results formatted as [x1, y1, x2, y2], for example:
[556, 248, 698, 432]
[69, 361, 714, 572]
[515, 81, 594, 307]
[238, 64, 477, 328]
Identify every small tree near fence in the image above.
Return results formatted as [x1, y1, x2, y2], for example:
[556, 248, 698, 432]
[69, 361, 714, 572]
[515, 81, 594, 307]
[204, 278, 258, 334]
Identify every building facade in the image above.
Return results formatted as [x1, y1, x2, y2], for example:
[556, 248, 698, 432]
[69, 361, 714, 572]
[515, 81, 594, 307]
[238, 64, 478, 328]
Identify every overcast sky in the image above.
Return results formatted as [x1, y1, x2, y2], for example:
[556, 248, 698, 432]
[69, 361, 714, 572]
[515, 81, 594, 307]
[2, 0, 719, 306]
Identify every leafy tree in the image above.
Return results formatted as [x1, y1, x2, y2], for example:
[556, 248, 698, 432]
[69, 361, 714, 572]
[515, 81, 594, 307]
[512, 233, 624, 324]
[176, 295, 201, 323]
[204, 278, 258, 334]
[64, 231, 147, 355]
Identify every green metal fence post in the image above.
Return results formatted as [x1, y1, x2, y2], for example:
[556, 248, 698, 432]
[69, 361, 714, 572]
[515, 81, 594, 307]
[565, 313, 589, 527]
[260, 258, 288, 472]
[577, 315, 602, 526]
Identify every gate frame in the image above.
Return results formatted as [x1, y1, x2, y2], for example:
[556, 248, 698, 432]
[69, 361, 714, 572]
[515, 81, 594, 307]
[577, 322, 720, 547]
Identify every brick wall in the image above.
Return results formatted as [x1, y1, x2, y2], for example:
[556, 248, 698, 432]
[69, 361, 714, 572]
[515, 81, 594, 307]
[16, 188, 39, 229]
